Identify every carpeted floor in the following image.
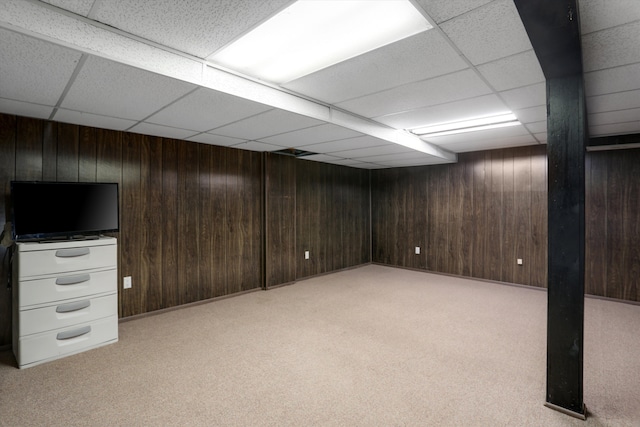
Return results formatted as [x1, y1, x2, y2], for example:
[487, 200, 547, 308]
[1, 264, 639, 426]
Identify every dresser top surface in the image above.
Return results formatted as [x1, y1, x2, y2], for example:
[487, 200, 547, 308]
[16, 236, 117, 252]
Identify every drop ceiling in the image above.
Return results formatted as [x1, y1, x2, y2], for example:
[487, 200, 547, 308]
[1, 0, 639, 169]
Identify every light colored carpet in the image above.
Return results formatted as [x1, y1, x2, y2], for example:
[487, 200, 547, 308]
[1, 265, 639, 426]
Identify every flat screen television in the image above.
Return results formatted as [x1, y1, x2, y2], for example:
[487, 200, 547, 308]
[10, 181, 119, 241]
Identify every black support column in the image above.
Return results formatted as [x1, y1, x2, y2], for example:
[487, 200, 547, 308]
[514, 0, 588, 419]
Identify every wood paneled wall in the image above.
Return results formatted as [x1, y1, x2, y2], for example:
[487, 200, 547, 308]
[265, 153, 297, 287]
[372, 146, 548, 288]
[0, 113, 372, 347]
[0, 114, 264, 345]
[296, 159, 370, 279]
[586, 148, 640, 301]
[2, 111, 638, 346]
[372, 144, 640, 302]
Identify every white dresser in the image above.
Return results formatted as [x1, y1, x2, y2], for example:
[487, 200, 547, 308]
[12, 237, 118, 368]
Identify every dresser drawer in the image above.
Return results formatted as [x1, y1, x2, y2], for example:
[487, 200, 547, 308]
[17, 315, 118, 367]
[19, 293, 117, 336]
[17, 243, 116, 279]
[18, 269, 116, 308]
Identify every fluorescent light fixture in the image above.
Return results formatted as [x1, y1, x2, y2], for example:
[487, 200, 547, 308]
[412, 113, 521, 138]
[209, 0, 432, 84]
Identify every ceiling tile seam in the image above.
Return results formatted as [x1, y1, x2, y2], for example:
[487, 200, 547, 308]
[203, 109, 280, 133]
[0, 96, 55, 109]
[203, 0, 297, 59]
[580, 17, 640, 36]
[48, 54, 88, 121]
[86, 0, 103, 19]
[408, 3, 544, 144]
[280, 137, 393, 150]
[326, 67, 474, 108]
[371, 91, 543, 122]
[584, 60, 640, 74]
[370, 2, 543, 144]
[584, 60, 640, 76]
[6, 1, 450, 161]
[588, 117, 640, 126]
[587, 88, 640, 100]
[418, 0, 498, 26]
[123, 87, 201, 133]
[23, 0, 210, 67]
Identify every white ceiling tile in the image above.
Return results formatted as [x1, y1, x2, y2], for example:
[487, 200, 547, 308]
[259, 124, 363, 148]
[376, 94, 508, 129]
[300, 135, 389, 154]
[588, 108, 640, 126]
[336, 69, 492, 118]
[54, 109, 138, 130]
[439, 0, 532, 65]
[582, 21, 640, 72]
[0, 29, 82, 106]
[129, 122, 198, 139]
[534, 133, 547, 143]
[0, 98, 54, 119]
[373, 157, 447, 167]
[61, 56, 196, 121]
[2, 1, 204, 85]
[423, 123, 530, 146]
[436, 135, 537, 153]
[514, 105, 547, 124]
[584, 63, 640, 97]
[282, 30, 468, 104]
[147, 87, 271, 132]
[589, 121, 640, 137]
[587, 89, 640, 113]
[500, 83, 547, 110]
[231, 141, 285, 152]
[331, 144, 414, 158]
[477, 50, 545, 91]
[578, 0, 640, 34]
[525, 121, 547, 134]
[355, 152, 434, 162]
[41, 0, 95, 16]
[414, 0, 493, 24]
[93, 0, 292, 58]
[300, 154, 344, 163]
[210, 109, 323, 140]
[324, 158, 369, 167]
[187, 133, 245, 147]
[351, 162, 389, 169]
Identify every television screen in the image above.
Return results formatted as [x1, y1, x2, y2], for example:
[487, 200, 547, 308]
[11, 181, 119, 241]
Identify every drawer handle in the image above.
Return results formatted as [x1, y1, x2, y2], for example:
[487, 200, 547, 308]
[55, 248, 90, 258]
[55, 274, 91, 286]
[57, 326, 91, 340]
[56, 300, 91, 313]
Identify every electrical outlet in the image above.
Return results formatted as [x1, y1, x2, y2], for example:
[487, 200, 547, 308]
[517, 259, 523, 265]
[415, 246, 420, 254]
[123, 276, 132, 289]
[305, 250, 310, 260]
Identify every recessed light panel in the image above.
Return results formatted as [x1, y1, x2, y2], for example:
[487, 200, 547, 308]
[209, 0, 432, 84]
[412, 113, 521, 138]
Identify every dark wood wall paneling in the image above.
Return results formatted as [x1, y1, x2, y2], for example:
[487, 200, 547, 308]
[0, 114, 267, 346]
[2, 112, 639, 346]
[0, 114, 372, 347]
[586, 148, 640, 301]
[295, 159, 370, 279]
[265, 153, 296, 287]
[372, 146, 549, 288]
[371, 144, 640, 301]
